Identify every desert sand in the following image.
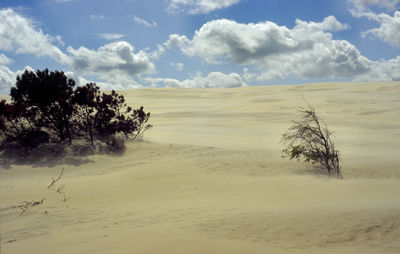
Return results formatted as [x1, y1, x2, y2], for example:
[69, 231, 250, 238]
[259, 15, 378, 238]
[1, 82, 400, 253]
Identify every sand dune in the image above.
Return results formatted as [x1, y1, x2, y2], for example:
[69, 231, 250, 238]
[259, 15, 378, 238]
[1, 82, 400, 253]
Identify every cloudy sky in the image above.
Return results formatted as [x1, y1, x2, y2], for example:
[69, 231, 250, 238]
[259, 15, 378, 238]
[0, 0, 399, 93]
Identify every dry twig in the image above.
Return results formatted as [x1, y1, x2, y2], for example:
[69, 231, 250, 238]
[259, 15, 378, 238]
[47, 167, 64, 189]
[16, 198, 45, 214]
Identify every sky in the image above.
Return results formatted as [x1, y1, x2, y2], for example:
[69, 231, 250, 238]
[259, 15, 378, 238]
[0, 0, 399, 93]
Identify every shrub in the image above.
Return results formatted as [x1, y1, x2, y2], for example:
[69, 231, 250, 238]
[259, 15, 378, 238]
[72, 83, 100, 146]
[0, 69, 152, 154]
[10, 69, 75, 144]
[0, 99, 47, 151]
[281, 103, 342, 177]
[105, 135, 126, 154]
[72, 83, 153, 146]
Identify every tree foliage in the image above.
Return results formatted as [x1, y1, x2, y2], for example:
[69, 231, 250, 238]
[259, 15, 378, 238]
[72, 83, 152, 146]
[281, 103, 341, 177]
[0, 99, 49, 151]
[10, 69, 75, 143]
[0, 69, 152, 153]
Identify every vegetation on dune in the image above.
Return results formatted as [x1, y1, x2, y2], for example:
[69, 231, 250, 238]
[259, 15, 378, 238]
[0, 69, 152, 154]
[281, 103, 342, 177]
[1, 69, 342, 177]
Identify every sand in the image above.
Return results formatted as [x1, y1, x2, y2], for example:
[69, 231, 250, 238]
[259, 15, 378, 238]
[1, 82, 400, 253]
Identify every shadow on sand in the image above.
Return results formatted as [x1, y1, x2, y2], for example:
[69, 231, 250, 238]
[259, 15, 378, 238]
[0, 138, 128, 169]
[0, 142, 107, 169]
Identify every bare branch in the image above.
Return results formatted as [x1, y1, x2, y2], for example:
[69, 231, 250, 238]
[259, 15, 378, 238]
[47, 167, 64, 189]
[281, 103, 342, 177]
[15, 198, 45, 215]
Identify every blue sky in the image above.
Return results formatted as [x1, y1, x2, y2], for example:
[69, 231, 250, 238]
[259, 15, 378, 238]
[0, 0, 399, 92]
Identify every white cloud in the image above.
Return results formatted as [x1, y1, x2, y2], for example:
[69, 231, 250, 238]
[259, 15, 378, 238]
[0, 64, 15, 93]
[356, 56, 400, 81]
[14, 65, 35, 76]
[133, 16, 157, 27]
[180, 19, 302, 64]
[170, 62, 184, 71]
[90, 14, 104, 20]
[164, 34, 190, 49]
[179, 16, 350, 64]
[66, 41, 155, 85]
[0, 54, 37, 94]
[170, 17, 372, 80]
[361, 11, 400, 47]
[348, 0, 400, 47]
[294, 15, 349, 32]
[242, 68, 257, 81]
[54, 35, 65, 47]
[0, 8, 68, 64]
[150, 44, 166, 60]
[95, 33, 125, 40]
[145, 72, 246, 88]
[65, 71, 143, 91]
[0, 53, 13, 65]
[167, 0, 241, 14]
[348, 0, 399, 14]
[0, 64, 34, 94]
[0, 9, 155, 90]
[257, 40, 371, 81]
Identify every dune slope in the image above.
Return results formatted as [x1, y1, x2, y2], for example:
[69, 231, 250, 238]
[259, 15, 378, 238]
[1, 82, 400, 253]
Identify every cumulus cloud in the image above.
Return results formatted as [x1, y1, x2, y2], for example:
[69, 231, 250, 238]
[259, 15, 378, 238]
[0, 64, 15, 93]
[133, 16, 157, 27]
[0, 9, 156, 90]
[177, 16, 350, 64]
[348, 0, 400, 47]
[0, 53, 13, 65]
[242, 68, 257, 81]
[180, 19, 303, 64]
[65, 71, 143, 91]
[0, 63, 34, 94]
[0, 8, 68, 64]
[164, 34, 190, 49]
[257, 40, 371, 81]
[167, 0, 241, 14]
[169, 16, 372, 80]
[145, 72, 246, 88]
[95, 33, 125, 40]
[361, 11, 400, 47]
[150, 44, 166, 60]
[356, 56, 400, 81]
[294, 15, 349, 32]
[66, 41, 155, 85]
[0, 53, 22, 93]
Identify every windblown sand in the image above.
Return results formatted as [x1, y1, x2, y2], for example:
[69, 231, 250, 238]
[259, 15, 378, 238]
[1, 82, 400, 253]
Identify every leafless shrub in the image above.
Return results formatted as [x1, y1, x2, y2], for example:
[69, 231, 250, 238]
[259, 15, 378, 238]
[47, 167, 64, 189]
[281, 103, 342, 177]
[15, 198, 44, 214]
